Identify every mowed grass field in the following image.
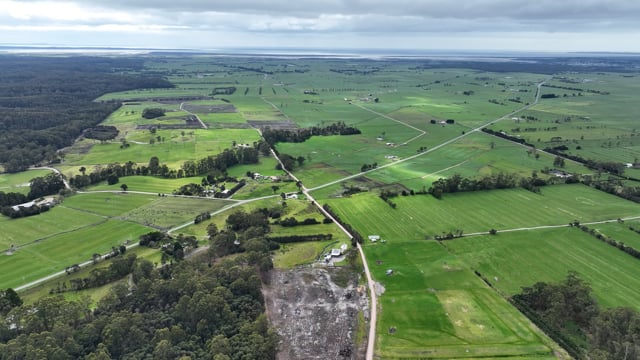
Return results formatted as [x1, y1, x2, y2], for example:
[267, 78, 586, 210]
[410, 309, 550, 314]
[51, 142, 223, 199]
[121, 196, 233, 230]
[326, 184, 640, 357]
[0, 220, 152, 289]
[0, 206, 105, 249]
[447, 227, 640, 309]
[87, 175, 207, 194]
[0, 169, 52, 194]
[365, 241, 556, 359]
[325, 184, 640, 241]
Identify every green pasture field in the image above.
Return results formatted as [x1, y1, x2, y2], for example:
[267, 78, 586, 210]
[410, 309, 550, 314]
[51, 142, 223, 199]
[121, 196, 233, 230]
[364, 132, 587, 191]
[20, 245, 162, 305]
[63, 128, 260, 168]
[0, 169, 52, 194]
[0, 206, 105, 249]
[63, 139, 196, 167]
[447, 227, 640, 309]
[272, 240, 337, 268]
[365, 241, 556, 359]
[225, 156, 282, 178]
[325, 184, 640, 241]
[101, 102, 183, 126]
[487, 72, 640, 166]
[88, 175, 205, 194]
[0, 220, 152, 289]
[587, 220, 640, 250]
[62, 192, 159, 217]
[232, 180, 297, 200]
[95, 88, 210, 101]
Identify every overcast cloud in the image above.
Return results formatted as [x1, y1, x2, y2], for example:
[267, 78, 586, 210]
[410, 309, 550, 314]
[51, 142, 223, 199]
[1, 0, 639, 52]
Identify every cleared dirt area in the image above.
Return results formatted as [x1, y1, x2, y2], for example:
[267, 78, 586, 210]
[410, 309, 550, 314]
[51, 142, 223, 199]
[247, 120, 299, 130]
[181, 103, 237, 113]
[263, 267, 368, 360]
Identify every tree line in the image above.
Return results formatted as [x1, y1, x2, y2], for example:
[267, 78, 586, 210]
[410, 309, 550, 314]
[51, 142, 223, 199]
[68, 145, 261, 189]
[572, 223, 640, 261]
[428, 173, 549, 199]
[262, 121, 361, 145]
[0, 55, 173, 172]
[511, 272, 639, 359]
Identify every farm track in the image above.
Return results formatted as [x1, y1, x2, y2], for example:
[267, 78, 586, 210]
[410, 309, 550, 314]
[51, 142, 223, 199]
[351, 102, 427, 145]
[464, 215, 640, 237]
[179, 102, 208, 129]
[308, 76, 551, 192]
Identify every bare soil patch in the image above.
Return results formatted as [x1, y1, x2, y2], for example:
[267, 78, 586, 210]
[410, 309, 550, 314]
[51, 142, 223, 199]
[263, 267, 368, 360]
[247, 120, 299, 131]
[182, 103, 237, 113]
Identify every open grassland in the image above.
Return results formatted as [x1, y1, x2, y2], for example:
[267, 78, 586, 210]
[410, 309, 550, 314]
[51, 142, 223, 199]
[0, 220, 152, 289]
[64, 128, 260, 168]
[364, 132, 587, 190]
[325, 184, 640, 241]
[62, 192, 159, 217]
[589, 220, 640, 250]
[95, 88, 210, 101]
[488, 72, 640, 165]
[0, 169, 52, 194]
[87, 175, 206, 194]
[0, 206, 105, 249]
[121, 196, 233, 230]
[365, 241, 556, 359]
[447, 227, 640, 309]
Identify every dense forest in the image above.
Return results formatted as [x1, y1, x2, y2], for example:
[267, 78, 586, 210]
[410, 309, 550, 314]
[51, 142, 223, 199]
[0, 56, 173, 172]
[0, 209, 278, 359]
[512, 272, 640, 359]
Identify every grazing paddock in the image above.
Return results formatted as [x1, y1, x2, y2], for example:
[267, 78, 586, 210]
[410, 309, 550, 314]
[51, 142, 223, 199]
[0, 169, 52, 194]
[447, 227, 640, 309]
[325, 184, 640, 242]
[0, 220, 152, 289]
[0, 207, 105, 249]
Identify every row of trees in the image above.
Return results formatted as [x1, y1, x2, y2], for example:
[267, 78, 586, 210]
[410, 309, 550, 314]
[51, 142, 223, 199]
[574, 224, 640, 260]
[512, 272, 639, 359]
[322, 204, 363, 246]
[262, 121, 361, 145]
[68, 145, 261, 189]
[428, 173, 549, 199]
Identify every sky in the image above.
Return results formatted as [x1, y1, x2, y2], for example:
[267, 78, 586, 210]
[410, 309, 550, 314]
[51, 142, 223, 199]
[1, 0, 639, 53]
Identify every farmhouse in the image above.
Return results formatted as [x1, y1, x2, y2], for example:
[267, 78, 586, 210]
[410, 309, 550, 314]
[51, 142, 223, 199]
[368, 235, 380, 242]
[11, 198, 55, 212]
[549, 169, 571, 178]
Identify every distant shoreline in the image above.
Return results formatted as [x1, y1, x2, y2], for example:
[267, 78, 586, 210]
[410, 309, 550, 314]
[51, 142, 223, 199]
[1, 44, 639, 59]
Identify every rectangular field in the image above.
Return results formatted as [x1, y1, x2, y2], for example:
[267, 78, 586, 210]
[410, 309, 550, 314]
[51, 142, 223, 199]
[365, 241, 556, 359]
[325, 184, 640, 241]
[0, 220, 152, 289]
[0, 206, 105, 249]
[447, 227, 640, 309]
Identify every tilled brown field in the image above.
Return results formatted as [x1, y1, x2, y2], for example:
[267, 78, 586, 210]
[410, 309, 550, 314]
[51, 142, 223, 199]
[263, 267, 368, 360]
